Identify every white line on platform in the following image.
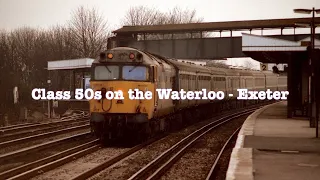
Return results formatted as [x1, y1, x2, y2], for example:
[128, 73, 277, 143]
[297, 163, 319, 167]
[281, 150, 300, 153]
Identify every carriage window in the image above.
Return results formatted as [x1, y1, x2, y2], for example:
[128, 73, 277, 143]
[123, 66, 149, 81]
[94, 66, 119, 80]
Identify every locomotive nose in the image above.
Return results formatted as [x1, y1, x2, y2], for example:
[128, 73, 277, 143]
[101, 88, 106, 99]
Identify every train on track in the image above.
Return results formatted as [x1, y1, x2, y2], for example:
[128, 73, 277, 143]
[89, 47, 287, 143]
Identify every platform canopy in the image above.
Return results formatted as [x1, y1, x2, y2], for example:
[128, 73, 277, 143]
[47, 58, 94, 70]
[113, 17, 320, 34]
[242, 33, 320, 63]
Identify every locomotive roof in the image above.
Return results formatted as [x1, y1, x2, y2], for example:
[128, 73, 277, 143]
[167, 59, 214, 74]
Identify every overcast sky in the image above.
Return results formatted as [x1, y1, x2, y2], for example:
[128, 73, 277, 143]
[1, 0, 320, 30]
[1, 0, 319, 69]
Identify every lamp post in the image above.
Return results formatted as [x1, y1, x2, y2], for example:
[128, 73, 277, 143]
[294, 7, 320, 137]
[47, 79, 51, 119]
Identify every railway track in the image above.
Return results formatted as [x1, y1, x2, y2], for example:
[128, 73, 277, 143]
[0, 120, 89, 142]
[0, 123, 37, 131]
[70, 136, 164, 180]
[0, 139, 99, 180]
[0, 112, 91, 156]
[0, 112, 89, 136]
[0, 110, 89, 130]
[126, 109, 254, 180]
[205, 126, 241, 180]
[0, 132, 94, 176]
[0, 110, 96, 179]
[58, 107, 258, 180]
[0, 137, 158, 180]
[1, 104, 270, 180]
[0, 123, 90, 149]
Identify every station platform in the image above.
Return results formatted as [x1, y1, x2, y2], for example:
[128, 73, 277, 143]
[226, 101, 320, 180]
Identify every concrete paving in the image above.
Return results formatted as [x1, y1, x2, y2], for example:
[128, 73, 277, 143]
[226, 101, 320, 180]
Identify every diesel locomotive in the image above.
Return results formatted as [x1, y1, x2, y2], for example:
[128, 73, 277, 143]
[89, 47, 287, 143]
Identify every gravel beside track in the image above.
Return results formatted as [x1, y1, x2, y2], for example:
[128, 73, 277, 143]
[211, 137, 237, 180]
[31, 147, 130, 180]
[159, 116, 246, 180]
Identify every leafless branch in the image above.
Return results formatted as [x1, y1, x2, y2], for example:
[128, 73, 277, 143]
[68, 6, 110, 58]
[122, 6, 208, 40]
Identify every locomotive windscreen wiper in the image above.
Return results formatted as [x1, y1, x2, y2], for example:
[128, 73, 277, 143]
[129, 66, 138, 72]
[105, 66, 111, 73]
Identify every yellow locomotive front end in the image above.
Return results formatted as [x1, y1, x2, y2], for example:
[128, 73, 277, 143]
[89, 48, 156, 142]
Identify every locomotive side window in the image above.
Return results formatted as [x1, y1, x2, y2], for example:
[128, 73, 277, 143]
[123, 66, 149, 81]
[94, 66, 119, 80]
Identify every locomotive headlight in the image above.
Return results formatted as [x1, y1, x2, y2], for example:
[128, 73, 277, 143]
[129, 53, 135, 59]
[107, 53, 113, 59]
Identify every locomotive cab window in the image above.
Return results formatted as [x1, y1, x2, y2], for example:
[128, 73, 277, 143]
[94, 65, 119, 80]
[123, 65, 149, 81]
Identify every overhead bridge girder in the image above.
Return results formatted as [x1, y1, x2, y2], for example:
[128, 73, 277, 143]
[108, 33, 320, 59]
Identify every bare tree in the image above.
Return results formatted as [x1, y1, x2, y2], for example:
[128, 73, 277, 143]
[0, 6, 112, 120]
[69, 6, 110, 58]
[121, 6, 166, 26]
[122, 6, 207, 40]
[206, 60, 230, 68]
[164, 7, 203, 24]
[46, 25, 79, 60]
[0, 28, 44, 117]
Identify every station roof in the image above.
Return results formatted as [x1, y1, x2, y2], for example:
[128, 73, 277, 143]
[113, 17, 320, 34]
[242, 33, 320, 51]
[47, 58, 94, 70]
[242, 33, 320, 63]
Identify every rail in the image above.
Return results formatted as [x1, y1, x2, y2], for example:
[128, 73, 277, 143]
[128, 108, 256, 180]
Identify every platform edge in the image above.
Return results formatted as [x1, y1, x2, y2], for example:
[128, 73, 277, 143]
[226, 101, 284, 180]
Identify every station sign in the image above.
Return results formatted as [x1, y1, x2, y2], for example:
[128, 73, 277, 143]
[260, 63, 267, 71]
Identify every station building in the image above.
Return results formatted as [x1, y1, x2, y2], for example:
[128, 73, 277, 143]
[46, 58, 94, 115]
